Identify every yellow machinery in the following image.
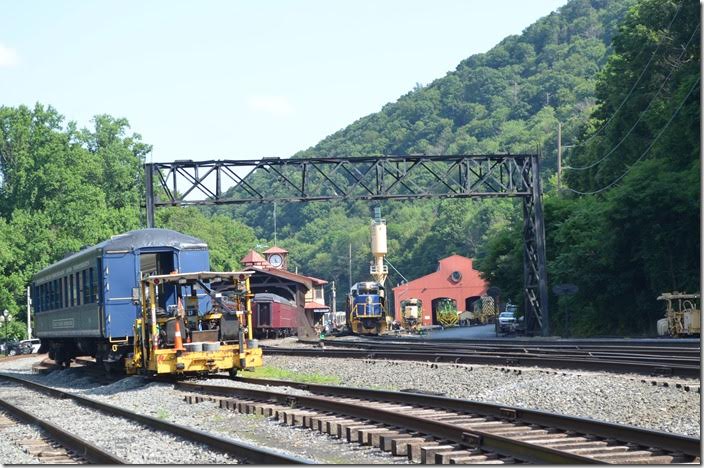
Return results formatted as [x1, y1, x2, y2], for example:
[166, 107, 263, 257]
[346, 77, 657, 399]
[125, 271, 263, 376]
[400, 298, 422, 332]
[656, 292, 701, 337]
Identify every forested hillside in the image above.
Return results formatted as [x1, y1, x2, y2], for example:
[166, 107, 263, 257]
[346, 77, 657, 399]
[481, 0, 700, 335]
[224, 0, 659, 325]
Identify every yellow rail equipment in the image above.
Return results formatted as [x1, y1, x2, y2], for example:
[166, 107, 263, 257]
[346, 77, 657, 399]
[126, 271, 263, 376]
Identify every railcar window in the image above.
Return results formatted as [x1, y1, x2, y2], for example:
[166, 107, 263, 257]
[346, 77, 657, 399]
[88, 268, 93, 303]
[82, 270, 88, 304]
[75, 272, 81, 306]
[70, 274, 75, 307]
[63, 277, 68, 308]
[91, 266, 99, 303]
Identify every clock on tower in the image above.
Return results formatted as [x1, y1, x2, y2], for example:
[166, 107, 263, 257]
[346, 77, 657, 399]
[263, 246, 289, 270]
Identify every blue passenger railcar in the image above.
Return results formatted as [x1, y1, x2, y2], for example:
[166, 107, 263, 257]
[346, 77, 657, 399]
[32, 228, 209, 366]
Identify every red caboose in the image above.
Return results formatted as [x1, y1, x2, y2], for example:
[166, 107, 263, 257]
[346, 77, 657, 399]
[252, 293, 298, 338]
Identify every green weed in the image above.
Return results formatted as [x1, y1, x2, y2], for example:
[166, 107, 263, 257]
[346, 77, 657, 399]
[244, 365, 341, 385]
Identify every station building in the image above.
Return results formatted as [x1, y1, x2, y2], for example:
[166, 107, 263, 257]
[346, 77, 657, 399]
[241, 247, 329, 339]
[392, 255, 488, 326]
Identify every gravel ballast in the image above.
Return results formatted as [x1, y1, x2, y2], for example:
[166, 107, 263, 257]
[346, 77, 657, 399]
[0, 349, 698, 464]
[0, 381, 242, 464]
[261, 354, 701, 437]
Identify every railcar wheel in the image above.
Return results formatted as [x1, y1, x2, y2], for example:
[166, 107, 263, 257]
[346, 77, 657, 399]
[228, 368, 238, 379]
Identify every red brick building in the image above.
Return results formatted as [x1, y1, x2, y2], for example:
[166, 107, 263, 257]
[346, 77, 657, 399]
[392, 255, 488, 326]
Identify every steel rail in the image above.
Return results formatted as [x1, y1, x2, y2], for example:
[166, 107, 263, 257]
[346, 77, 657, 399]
[307, 339, 701, 361]
[0, 398, 126, 464]
[302, 338, 701, 356]
[329, 335, 701, 347]
[230, 377, 700, 457]
[0, 373, 312, 465]
[176, 381, 600, 464]
[261, 346, 701, 377]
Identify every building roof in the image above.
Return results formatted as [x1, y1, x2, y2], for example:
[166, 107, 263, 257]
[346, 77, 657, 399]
[245, 266, 313, 290]
[263, 246, 289, 254]
[307, 276, 328, 286]
[305, 301, 329, 310]
[392, 254, 486, 293]
[240, 250, 271, 266]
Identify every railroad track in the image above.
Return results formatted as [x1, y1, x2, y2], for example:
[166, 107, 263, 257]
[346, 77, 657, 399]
[0, 399, 125, 464]
[0, 373, 311, 464]
[177, 377, 701, 464]
[265, 340, 701, 378]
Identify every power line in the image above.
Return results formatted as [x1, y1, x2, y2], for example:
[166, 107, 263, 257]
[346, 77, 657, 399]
[565, 75, 699, 196]
[564, 21, 700, 171]
[569, 0, 685, 150]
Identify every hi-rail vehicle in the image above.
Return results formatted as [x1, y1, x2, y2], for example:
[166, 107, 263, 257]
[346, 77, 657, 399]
[32, 229, 209, 368]
[126, 271, 262, 376]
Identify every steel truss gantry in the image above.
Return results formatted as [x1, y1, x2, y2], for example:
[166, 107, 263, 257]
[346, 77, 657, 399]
[144, 154, 549, 336]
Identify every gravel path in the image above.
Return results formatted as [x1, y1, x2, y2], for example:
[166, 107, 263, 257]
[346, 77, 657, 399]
[261, 355, 701, 437]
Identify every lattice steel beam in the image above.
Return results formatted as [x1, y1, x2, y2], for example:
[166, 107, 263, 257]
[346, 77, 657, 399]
[144, 154, 549, 335]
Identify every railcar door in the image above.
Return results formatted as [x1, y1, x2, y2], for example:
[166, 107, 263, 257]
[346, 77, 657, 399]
[103, 251, 139, 338]
[139, 250, 175, 310]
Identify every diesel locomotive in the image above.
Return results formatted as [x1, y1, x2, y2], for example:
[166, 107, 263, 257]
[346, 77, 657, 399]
[346, 281, 388, 334]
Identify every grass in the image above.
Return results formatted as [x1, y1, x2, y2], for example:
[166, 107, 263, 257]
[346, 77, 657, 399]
[243, 365, 341, 385]
[156, 408, 169, 420]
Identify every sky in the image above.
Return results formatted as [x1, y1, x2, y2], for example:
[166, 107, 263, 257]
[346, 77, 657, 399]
[1, 0, 568, 162]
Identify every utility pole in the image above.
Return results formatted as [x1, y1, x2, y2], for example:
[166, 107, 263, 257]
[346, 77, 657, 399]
[348, 243, 352, 292]
[273, 202, 277, 246]
[557, 122, 562, 194]
[26, 286, 31, 339]
[331, 281, 336, 314]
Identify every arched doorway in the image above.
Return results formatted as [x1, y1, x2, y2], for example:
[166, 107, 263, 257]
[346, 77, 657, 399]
[431, 297, 457, 325]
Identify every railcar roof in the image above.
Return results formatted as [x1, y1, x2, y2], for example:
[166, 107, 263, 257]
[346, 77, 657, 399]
[34, 228, 207, 278]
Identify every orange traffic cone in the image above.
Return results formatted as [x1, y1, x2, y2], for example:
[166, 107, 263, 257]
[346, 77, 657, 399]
[173, 319, 186, 351]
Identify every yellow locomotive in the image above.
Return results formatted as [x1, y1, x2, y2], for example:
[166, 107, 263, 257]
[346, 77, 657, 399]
[126, 271, 262, 376]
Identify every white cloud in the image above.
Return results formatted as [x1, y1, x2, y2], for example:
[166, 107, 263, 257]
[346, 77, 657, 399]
[247, 95, 294, 117]
[0, 44, 18, 68]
